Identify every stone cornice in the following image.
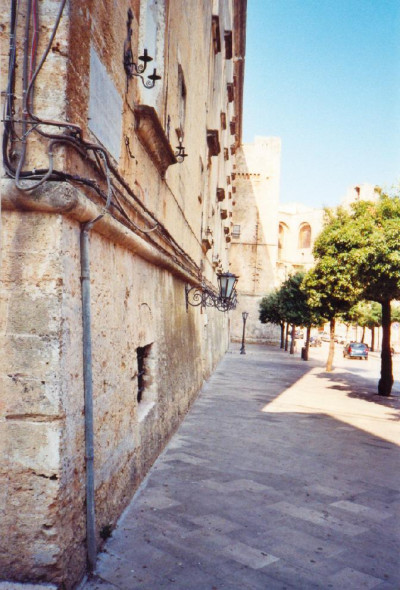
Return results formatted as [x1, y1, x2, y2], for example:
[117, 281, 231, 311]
[1, 179, 201, 287]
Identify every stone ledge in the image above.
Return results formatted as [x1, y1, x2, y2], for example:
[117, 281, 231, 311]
[133, 105, 177, 178]
[1, 179, 198, 287]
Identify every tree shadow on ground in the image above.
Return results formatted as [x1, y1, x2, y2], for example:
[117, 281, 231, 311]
[316, 367, 400, 416]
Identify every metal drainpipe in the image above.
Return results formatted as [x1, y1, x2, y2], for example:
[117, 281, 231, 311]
[80, 215, 102, 572]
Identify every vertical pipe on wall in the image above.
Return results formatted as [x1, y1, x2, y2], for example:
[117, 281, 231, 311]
[80, 220, 99, 572]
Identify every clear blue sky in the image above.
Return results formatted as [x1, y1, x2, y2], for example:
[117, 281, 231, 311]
[243, 0, 400, 208]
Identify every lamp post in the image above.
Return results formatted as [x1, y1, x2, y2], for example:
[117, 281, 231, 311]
[240, 311, 249, 354]
[185, 271, 239, 312]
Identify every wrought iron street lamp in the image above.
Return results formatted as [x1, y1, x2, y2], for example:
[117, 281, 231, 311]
[185, 271, 239, 312]
[240, 311, 249, 354]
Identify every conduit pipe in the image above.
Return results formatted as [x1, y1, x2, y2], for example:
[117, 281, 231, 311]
[80, 216, 101, 572]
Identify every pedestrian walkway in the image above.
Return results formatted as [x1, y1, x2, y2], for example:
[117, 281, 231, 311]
[82, 344, 400, 590]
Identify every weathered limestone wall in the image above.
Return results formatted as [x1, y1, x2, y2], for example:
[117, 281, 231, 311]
[0, 211, 86, 583]
[0, 190, 230, 588]
[0, 0, 245, 586]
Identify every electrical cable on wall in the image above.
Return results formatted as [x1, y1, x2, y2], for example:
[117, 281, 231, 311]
[3, 0, 205, 277]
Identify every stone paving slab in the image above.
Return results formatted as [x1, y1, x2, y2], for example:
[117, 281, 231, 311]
[81, 344, 400, 590]
[0, 585, 57, 590]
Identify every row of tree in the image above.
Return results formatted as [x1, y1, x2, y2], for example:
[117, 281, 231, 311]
[259, 192, 400, 397]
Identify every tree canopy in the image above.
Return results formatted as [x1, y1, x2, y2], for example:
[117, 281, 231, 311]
[259, 289, 284, 326]
[304, 191, 400, 393]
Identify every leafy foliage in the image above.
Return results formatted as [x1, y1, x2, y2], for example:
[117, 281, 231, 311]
[304, 207, 362, 320]
[259, 273, 320, 328]
[279, 272, 314, 327]
[304, 191, 400, 393]
[259, 289, 284, 326]
[345, 196, 400, 303]
[341, 301, 381, 330]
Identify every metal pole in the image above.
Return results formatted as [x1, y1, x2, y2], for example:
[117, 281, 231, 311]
[240, 313, 248, 354]
[80, 223, 97, 572]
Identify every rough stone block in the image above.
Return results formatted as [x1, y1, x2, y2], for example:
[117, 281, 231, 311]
[5, 291, 61, 336]
[2, 421, 61, 476]
[0, 375, 62, 418]
[0, 335, 60, 381]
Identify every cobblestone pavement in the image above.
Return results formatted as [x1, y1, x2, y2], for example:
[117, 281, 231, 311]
[81, 343, 400, 590]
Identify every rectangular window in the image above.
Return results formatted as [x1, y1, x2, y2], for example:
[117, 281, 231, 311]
[232, 225, 241, 238]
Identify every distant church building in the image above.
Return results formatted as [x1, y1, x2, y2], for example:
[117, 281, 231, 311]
[229, 137, 379, 343]
[230, 136, 323, 342]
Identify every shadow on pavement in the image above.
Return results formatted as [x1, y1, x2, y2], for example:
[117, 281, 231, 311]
[82, 344, 400, 590]
[315, 368, 400, 414]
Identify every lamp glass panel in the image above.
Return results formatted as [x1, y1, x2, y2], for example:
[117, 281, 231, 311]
[218, 272, 238, 300]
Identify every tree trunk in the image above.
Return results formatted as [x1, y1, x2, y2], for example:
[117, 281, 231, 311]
[361, 326, 365, 342]
[326, 318, 336, 372]
[284, 323, 289, 351]
[378, 300, 393, 396]
[280, 323, 285, 349]
[370, 327, 375, 352]
[289, 324, 295, 355]
[303, 325, 311, 361]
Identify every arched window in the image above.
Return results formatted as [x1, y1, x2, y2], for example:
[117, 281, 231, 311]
[298, 223, 311, 249]
[278, 223, 288, 260]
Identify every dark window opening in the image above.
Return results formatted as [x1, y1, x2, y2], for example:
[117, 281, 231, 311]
[178, 64, 186, 130]
[212, 15, 221, 54]
[137, 345, 149, 403]
[224, 31, 233, 60]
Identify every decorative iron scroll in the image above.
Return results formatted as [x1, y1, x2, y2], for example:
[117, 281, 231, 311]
[185, 284, 238, 312]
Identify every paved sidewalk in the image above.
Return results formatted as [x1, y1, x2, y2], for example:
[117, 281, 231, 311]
[82, 344, 400, 590]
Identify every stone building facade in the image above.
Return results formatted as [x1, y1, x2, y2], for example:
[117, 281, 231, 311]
[229, 139, 380, 344]
[0, 1, 246, 587]
[229, 137, 323, 343]
[276, 203, 324, 283]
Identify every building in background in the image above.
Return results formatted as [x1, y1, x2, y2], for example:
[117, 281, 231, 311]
[341, 183, 381, 208]
[277, 203, 324, 284]
[229, 137, 323, 342]
[0, 1, 246, 586]
[230, 157, 381, 344]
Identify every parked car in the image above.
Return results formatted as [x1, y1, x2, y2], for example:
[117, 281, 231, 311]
[309, 336, 322, 347]
[343, 342, 369, 360]
[295, 330, 304, 339]
[320, 333, 345, 344]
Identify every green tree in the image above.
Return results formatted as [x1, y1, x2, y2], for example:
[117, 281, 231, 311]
[306, 193, 400, 394]
[259, 290, 285, 348]
[345, 195, 400, 395]
[278, 272, 319, 358]
[303, 207, 362, 371]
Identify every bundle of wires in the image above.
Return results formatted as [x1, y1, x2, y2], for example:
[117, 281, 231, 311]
[3, 0, 203, 272]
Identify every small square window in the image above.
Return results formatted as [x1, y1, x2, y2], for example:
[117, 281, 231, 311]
[232, 225, 241, 238]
